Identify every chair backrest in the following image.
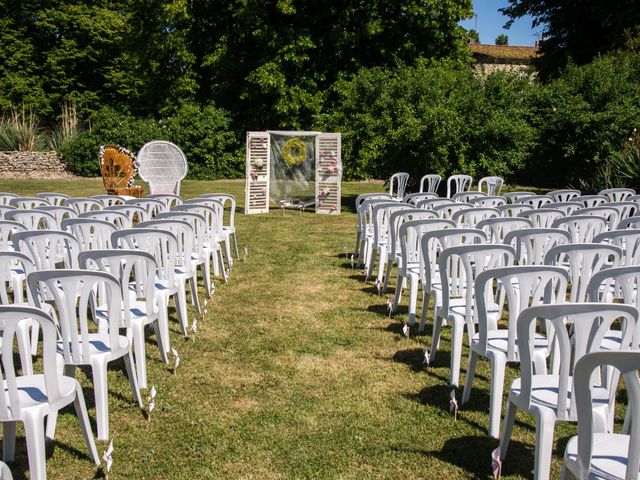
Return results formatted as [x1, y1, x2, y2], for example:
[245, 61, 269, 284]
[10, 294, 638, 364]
[416, 198, 454, 210]
[125, 198, 165, 217]
[552, 215, 607, 243]
[136, 219, 195, 273]
[605, 201, 639, 225]
[182, 198, 225, 234]
[64, 198, 103, 215]
[35, 192, 70, 206]
[446, 174, 473, 198]
[5, 209, 57, 230]
[79, 209, 132, 230]
[452, 191, 486, 203]
[99, 144, 139, 195]
[496, 203, 534, 217]
[201, 194, 236, 228]
[397, 219, 455, 278]
[433, 202, 470, 220]
[573, 350, 640, 480]
[503, 227, 571, 265]
[0, 251, 35, 304]
[147, 194, 184, 212]
[517, 303, 637, 421]
[452, 207, 499, 228]
[356, 197, 392, 234]
[577, 206, 621, 231]
[355, 193, 392, 216]
[0, 205, 16, 220]
[403, 193, 438, 205]
[371, 203, 412, 248]
[547, 189, 580, 202]
[37, 206, 77, 228]
[599, 187, 635, 202]
[419, 174, 441, 194]
[476, 265, 569, 361]
[389, 172, 410, 199]
[575, 194, 607, 208]
[518, 208, 564, 228]
[62, 218, 116, 251]
[595, 229, 640, 266]
[105, 204, 150, 224]
[587, 265, 640, 313]
[503, 191, 535, 204]
[619, 215, 640, 229]
[28, 270, 125, 364]
[440, 244, 515, 328]
[0, 220, 26, 251]
[155, 211, 209, 258]
[545, 201, 583, 216]
[477, 176, 504, 196]
[477, 217, 532, 243]
[137, 141, 188, 195]
[90, 194, 127, 208]
[111, 228, 178, 287]
[514, 194, 553, 209]
[0, 305, 63, 417]
[9, 197, 50, 209]
[470, 196, 507, 208]
[544, 243, 622, 302]
[13, 230, 79, 270]
[388, 209, 438, 261]
[79, 249, 157, 325]
[0, 193, 18, 206]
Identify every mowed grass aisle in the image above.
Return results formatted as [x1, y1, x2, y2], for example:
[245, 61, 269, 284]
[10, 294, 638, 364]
[0, 179, 578, 479]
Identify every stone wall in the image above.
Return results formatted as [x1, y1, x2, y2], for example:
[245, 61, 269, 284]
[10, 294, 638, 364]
[0, 151, 74, 179]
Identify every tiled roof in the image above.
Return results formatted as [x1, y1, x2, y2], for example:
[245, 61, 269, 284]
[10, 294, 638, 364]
[469, 43, 539, 64]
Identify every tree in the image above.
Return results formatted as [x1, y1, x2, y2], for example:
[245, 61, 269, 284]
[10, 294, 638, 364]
[501, 0, 640, 78]
[468, 29, 480, 44]
[495, 34, 509, 45]
[188, 0, 474, 130]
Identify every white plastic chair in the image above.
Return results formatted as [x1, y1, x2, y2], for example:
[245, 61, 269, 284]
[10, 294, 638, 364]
[35, 192, 70, 206]
[0, 205, 16, 220]
[433, 202, 470, 220]
[547, 189, 580, 202]
[201, 193, 239, 260]
[62, 218, 116, 251]
[452, 191, 486, 203]
[562, 350, 640, 480]
[436, 244, 515, 386]
[138, 140, 188, 195]
[105, 204, 151, 224]
[599, 187, 635, 202]
[451, 207, 499, 228]
[496, 203, 534, 217]
[471, 196, 507, 208]
[5, 209, 57, 231]
[37, 206, 77, 229]
[419, 174, 441, 194]
[366, 203, 413, 282]
[477, 176, 504, 196]
[79, 209, 132, 229]
[148, 194, 184, 211]
[503, 191, 535, 204]
[12, 230, 79, 270]
[79, 249, 167, 390]
[462, 265, 569, 437]
[515, 194, 553, 209]
[544, 243, 622, 302]
[497, 303, 638, 480]
[184, 197, 232, 267]
[446, 174, 473, 198]
[90, 194, 127, 208]
[392, 219, 455, 328]
[354, 194, 392, 259]
[0, 305, 100, 479]
[553, 215, 607, 243]
[503, 228, 571, 265]
[402, 193, 438, 205]
[389, 172, 410, 200]
[595, 229, 640, 266]
[0, 193, 18, 206]
[576, 194, 607, 208]
[577, 206, 621, 231]
[519, 208, 564, 228]
[545, 201, 582, 216]
[125, 198, 165, 217]
[0, 220, 26, 251]
[28, 270, 143, 441]
[618, 215, 640, 229]
[416, 198, 455, 210]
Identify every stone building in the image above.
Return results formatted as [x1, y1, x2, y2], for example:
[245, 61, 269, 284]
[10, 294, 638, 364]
[469, 43, 539, 76]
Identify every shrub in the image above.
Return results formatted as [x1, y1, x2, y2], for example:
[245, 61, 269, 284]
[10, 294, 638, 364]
[316, 59, 535, 185]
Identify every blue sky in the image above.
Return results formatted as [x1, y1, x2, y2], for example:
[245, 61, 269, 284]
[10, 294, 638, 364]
[459, 0, 541, 46]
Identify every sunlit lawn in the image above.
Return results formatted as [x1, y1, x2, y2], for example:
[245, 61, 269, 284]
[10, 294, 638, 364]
[0, 178, 588, 479]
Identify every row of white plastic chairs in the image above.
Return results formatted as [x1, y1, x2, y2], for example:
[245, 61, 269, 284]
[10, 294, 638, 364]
[389, 173, 505, 199]
[0, 192, 241, 479]
[354, 188, 640, 479]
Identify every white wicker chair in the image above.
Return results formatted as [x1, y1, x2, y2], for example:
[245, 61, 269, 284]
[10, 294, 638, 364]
[137, 141, 188, 195]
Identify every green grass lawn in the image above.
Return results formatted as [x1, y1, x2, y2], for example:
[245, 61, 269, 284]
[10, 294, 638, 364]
[0, 179, 585, 479]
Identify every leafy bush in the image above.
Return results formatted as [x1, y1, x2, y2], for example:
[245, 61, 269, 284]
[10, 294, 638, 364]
[316, 59, 535, 186]
[60, 103, 242, 179]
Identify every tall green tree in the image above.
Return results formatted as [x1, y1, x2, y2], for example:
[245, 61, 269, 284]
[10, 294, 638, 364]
[502, 0, 640, 78]
[188, 0, 474, 130]
[495, 34, 509, 45]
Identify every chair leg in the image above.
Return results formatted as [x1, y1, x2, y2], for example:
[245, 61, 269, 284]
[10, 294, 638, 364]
[132, 322, 148, 389]
[73, 385, 100, 465]
[92, 362, 110, 441]
[151, 320, 169, 364]
[462, 350, 478, 404]
[354, 231, 361, 258]
[449, 318, 465, 387]
[174, 287, 189, 335]
[124, 351, 143, 408]
[418, 291, 429, 333]
[232, 232, 240, 260]
[157, 296, 171, 358]
[392, 275, 403, 314]
[429, 314, 444, 363]
[488, 353, 507, 438]
[2, 421, 16, 462]
[382, 258, 393, 294]
[407, 276, 419, 327]
[499, 398, 518, 459]
[23, 414, 47, 480]
[200, 261, 212, 298]
[365, 248, 376, 281]
[16, 321, 33, 376]
[189, 276, 201, 314]
[218, 250, 228, 283]
[533, 410, 556, 480]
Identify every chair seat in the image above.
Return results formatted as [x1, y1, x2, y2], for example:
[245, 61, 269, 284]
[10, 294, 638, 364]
[57, 333, 130, 358]
[2, 374, 77, 414]
[446, 298, 501, 322]
[471, 329, 548, 356]
[564, 433, 632, 480]
[510, 375, 609, 412]
[601, 329, 623, 351]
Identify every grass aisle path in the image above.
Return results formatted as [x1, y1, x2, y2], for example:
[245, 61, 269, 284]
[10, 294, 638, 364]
[0, 180, 571, 479]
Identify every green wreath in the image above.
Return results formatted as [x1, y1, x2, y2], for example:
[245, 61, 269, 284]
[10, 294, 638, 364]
[282, 137, 307, 167]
